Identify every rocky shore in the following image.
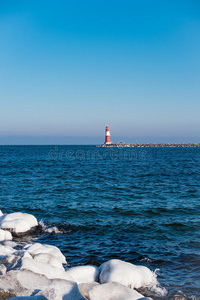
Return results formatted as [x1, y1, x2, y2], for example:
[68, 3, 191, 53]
[0, 210, 167, 299]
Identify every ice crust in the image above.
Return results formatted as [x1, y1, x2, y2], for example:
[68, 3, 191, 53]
[0, 229, 12, 241]
[65, 265, 99, 284]
[0, 211, 166, 299]
[88, 282, 149, 300]
[0, 212, 38, 234]
[99, 259, 157, 289]
[25, 243, 66, 264]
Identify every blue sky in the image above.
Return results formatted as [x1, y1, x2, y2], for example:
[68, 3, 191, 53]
[0, 0, 200, 144]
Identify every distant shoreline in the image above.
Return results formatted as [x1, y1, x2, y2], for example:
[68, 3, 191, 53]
[98, 143, 200, 148]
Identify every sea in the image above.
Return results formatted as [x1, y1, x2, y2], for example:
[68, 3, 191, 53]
[0, 145, 200, 299]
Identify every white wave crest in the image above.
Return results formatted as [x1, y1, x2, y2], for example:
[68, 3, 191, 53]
[39, 220, 63, 234]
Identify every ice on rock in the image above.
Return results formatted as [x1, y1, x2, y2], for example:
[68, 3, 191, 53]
[21, 256, 74, 281]
[17, 269, 85, 299]
[65, 265, 100, 284]
[78, 282, 100, 299]
[9, 296, 47, 300]
[0, 212, 38, 234]
[88, 282, 148, 300]
[25, 243, 66, 264]
[0, 228, 12, 241]
[0, 244, 15, 256]
[3, 240, 17, 247]
[32, 253, 64, 270]
[0, 263, 7, 275]
[99, 259, 157, 289]
[0, 270, 33, 296]
[36, 280, 86, 300]
[0, 268, 85, 299]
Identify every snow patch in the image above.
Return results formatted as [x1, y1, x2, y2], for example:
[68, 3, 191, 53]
[65, 265, 99, 284]
[24, 243, 66, 264]
[0, 229, 12, 241]
[99, 259, 157, 290]
[21, 256, 73, 281]
[88, 282, 148, 300]
[0, 212, 38, 234]
[0, 244, 15, 256]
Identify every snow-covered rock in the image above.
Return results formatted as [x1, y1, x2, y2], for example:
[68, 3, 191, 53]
[0, 263, 7, 275]
[0, 244, 15, 256]
[3, 240, 17, 248]
[17, 269, 84, 299]
[0, 228, 12, 241]
[78, 282, 100, 298]
[0, 270, 33, 296]
[24, 243, 66, 264]
[99, 259, 157, 289]
[88, 282, 148, 300]
[35, 280, 86, 300]
[32, 253, 64, 270]
[0, 212, 38, 234]
[0, 269, 86, 299]
[65, 265, 99, 284]
[21, 256, 74, 281]
[9, 296, 47, 300]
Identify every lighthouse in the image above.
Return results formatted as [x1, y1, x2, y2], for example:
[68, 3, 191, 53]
[105, 125, 111, 144]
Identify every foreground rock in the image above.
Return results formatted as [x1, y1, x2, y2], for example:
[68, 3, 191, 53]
[25, 243, 66, 265]
[0, 211, 167, 299]
[88, 282, 149, 300]
[9, 296, 47, 300]
[0, 211, 38, 235]
[99, 259, 157, 289]
[65, 265, 99, 284]
[78, 282, 100, 299]
[0, 229, 12, 241]
[0, 269, 86, 299]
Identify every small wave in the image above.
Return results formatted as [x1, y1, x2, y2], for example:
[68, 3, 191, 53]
[38, 220, 65, 234]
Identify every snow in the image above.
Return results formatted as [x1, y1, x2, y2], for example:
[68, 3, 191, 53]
[24, 243, 66, 264]
[3, 240, 17, 247]
[99, 259, 157, 289]
[0, 269, 85, 300]
[0, 211, 166, 299]
[0, 244, 15, 256]
[9, 297, 47, 300]
[32, 253, 64, 270]
[0, 212, 38, 234]
[21, 256, 74, 281]
[35, 279, 86, 300]
[0, 263, 7, 275]
[88, 282, 148, 300]
[78, 282, 100, 299]
[65, 265, 99, 284]
[0, 270, 32, 296]
[0, 229, 12, 241]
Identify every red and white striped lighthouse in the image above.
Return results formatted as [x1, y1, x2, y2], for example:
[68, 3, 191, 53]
[105, 125, 111, 144]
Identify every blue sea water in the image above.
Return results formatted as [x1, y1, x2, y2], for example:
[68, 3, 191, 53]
[0, 145, 200, 299]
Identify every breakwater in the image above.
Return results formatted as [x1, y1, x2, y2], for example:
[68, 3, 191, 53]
[98, 143, 200, 147]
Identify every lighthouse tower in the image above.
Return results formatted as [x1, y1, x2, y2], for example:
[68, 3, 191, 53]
[105, 125, 111, 144]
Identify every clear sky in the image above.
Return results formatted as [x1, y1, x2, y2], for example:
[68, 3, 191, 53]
[0, 0, 200, 144]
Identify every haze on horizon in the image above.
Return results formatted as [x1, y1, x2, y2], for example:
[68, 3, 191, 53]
[0, 0, 200, 145]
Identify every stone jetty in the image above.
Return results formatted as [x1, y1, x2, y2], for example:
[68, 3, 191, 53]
[98, 143, 200, 148]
